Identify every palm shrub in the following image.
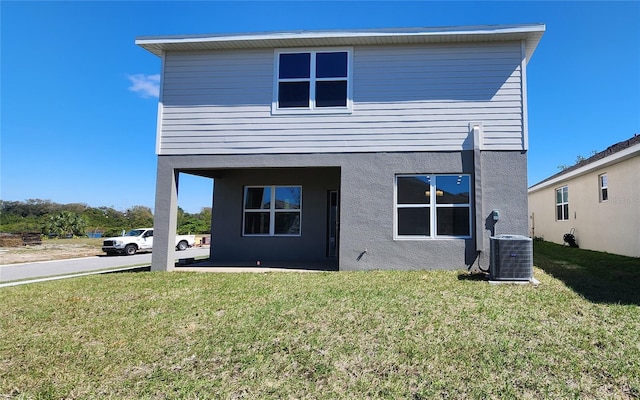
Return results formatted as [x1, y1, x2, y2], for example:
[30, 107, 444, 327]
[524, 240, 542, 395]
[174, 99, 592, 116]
[44, 211, 88, 238]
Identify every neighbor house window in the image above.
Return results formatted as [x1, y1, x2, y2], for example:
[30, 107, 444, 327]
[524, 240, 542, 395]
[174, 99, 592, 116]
[274, 49, 351, 113]
[556, 186, 569, 221]
[243, 186, 302, 236]
[599, 174, 608, 202]
[395, 175, 472, 239]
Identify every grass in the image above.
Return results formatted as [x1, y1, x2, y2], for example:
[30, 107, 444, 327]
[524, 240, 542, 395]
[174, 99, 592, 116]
[1, 242, 639, 399]
[533, 240, 640, 304]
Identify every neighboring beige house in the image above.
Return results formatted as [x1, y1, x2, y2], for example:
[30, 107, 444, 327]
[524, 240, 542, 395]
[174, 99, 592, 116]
[528, 135, 640, 258]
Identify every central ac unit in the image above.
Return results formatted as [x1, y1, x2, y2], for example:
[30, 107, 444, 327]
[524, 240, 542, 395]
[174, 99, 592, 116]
[490, 234, 533, 281]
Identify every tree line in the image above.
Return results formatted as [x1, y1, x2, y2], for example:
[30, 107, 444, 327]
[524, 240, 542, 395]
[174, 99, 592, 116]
[0, 199, 211, 238]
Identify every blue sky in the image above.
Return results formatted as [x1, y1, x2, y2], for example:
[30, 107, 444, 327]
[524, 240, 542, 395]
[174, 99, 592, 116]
[2, 1, 639, 214]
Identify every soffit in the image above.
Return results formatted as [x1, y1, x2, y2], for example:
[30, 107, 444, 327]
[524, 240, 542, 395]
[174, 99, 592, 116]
[136, 24, 545, 62]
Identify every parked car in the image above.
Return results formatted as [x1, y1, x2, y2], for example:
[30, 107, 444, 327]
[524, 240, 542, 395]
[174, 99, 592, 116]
[101, 228, 195, 255]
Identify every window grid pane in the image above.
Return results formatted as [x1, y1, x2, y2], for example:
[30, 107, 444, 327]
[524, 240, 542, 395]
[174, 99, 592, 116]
[275, 212, 301, 235]
[275, 187, 301, 210]
[244, 212, 270, 235]
[279, 53, 310, 79]
[278, 82, 310, 108]
[436, 175, 470, 204]
[316, 81, 347, 107]
[436, 207, 470, 236]
[397, 207, 430, 236]
[316, 52, 348, 78]
[245, 187, 271, 209]
[397, 176, 431, 204]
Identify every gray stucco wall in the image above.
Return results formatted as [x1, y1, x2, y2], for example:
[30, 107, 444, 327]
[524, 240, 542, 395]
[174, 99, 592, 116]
[153, 150, 528, 271]
[211, 167, 340, 263]
[339, 152, 473, 270]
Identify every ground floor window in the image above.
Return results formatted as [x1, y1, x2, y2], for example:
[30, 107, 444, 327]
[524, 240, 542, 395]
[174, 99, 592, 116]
[243, 185, 301, 236]
[395, 174, 472, 239]
[556, 186, 569, 220]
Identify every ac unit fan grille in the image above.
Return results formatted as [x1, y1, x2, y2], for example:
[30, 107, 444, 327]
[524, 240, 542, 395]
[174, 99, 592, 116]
[490, 235, 533, 281]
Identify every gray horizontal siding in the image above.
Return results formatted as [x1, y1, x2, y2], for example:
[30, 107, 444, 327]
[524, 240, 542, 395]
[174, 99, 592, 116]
[159, 42, 524, 155]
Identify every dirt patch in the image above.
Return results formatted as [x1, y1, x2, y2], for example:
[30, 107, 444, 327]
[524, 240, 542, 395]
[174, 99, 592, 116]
[0, 236, 209, 265]
[0, 243, 102, 265]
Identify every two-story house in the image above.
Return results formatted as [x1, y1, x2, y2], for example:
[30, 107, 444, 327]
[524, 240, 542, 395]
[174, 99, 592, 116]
[136, 24, 545, 272]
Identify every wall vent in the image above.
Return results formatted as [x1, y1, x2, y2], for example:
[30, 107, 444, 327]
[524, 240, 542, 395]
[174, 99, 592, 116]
[489, 235, 533, 281]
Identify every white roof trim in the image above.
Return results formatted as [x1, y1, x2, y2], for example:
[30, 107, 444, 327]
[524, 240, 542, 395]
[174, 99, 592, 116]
[136, 24, 545, 61]
[528, 143, 640, 193]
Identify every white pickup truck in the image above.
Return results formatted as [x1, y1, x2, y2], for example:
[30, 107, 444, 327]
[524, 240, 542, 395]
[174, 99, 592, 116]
[101, 228, 196, 256]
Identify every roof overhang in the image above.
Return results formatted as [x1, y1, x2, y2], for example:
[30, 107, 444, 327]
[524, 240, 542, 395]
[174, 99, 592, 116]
[528, 142, 640, 193]
[136, 24, 545, 62]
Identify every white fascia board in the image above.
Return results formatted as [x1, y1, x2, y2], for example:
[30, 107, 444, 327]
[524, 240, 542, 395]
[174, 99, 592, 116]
[135, 24, 545, 57]
[135, 24, 545, 44]
[528, 143, 640, 193]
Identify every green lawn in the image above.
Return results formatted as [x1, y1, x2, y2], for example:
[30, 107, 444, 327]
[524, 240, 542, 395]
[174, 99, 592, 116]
[1, 241, 639, 399]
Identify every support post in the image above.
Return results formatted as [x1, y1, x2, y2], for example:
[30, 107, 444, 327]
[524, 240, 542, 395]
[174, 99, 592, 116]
[151, 157, 179, 272]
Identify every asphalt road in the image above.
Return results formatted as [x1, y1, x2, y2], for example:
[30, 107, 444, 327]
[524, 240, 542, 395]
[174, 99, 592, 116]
[0, 247, 211, 283]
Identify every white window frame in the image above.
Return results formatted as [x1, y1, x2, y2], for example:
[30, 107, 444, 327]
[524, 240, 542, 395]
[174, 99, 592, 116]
[394, 174, 472, 240]
[555, 186, 569, 221]
[272, 48, 353, 115]
[243, 185, 302, 237]
[599, 173, 608, 202]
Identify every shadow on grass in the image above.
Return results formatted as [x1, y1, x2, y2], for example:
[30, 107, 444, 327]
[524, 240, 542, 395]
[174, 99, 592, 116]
[101, 266, 151, 274]
[534, 240, 640, 305]
[457, 272, 489, 281]
[175, 258, 339, 272]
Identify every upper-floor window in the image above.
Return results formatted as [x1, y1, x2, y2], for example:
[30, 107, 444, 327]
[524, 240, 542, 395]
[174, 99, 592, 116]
[273, 49, 352, 114]
[395, 174, 472, 239]
[599, 173, 608, 202]
[243, 185, 302, 236]
[556, 186, 569, 221]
